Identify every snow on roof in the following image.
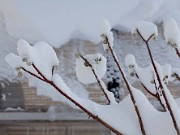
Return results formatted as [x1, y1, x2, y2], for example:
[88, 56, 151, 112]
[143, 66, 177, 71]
[0, 0, 180, 47]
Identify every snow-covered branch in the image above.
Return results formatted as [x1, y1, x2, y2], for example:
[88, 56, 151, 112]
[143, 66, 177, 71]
[101, 20, 147, 135]
[76, 53, 116, 105]
[4, 19, 180, 135]
[133, 20, 180, 135]
[163, 18, 180, 58]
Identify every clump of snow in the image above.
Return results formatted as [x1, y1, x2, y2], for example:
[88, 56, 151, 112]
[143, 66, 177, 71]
[5, 53, 23, 69]
[6, 39, 59, 80]
[99, 79, 117, 105]
[163, 18, 180, 49]
[30, 41, 59, 80]
[4, 107, 24, 112]
[161, 64, 171, 84]
[100, 19, 114, 52]
[125, 54, 137, 77]
[125, 55, 177, 95]
[76, 53, 106, 84]
[1, 93, 6, 101]
[125, 54, 136, 68]
[47, 106, 57, 121]
[17, 39, 32, 59]
[132, 20, 158, 41]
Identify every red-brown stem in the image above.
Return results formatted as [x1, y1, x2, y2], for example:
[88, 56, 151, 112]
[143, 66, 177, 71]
[22, 64, 123, 135]
[79, 55, 111, 105]
[135, 73, 156, 97]
[32, 64, 48, 81]
[103, 36, 146, 135]
[137, 29, 180, 135]
[52, 66, 55, 76]
[175, 48, 180, 58]
[21, 67, 45, 82]
[153, 77, 166, 111]
[135, 73, 166, 111]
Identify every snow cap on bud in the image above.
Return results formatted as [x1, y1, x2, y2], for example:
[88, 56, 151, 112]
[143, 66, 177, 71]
[125, 54, 137, 77]
[100, 19, 114, 52]
[76, 53, 106, 84]
[5, 53, 22, 69]
[17, 70, 24, 78]
[163, 18, 180, 49]
[132, 20, 158, 41]
[161, 64, 171, 84]
[170, 68, 180, 82]
[125, 54, 136, 68]
[17, 39, 32, 58]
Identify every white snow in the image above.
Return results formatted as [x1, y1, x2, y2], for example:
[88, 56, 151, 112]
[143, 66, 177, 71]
[0, 0, 180, 47]
[5, 39, 180, 134]
[100, 20, 114, 52]
[125, 54, 137, 68]
[5, 53, 23, 69]
[1, 93, 6, 101]
[76, 53, 106, 84]
[1, 1, 180, 135]
[161, 64, 171, 84]
[131, 20, 158, 41]
[163, 18, 180, 49]
[4, 107, 24, 111]
[17, 39, 32, 59]
[7, 39, 59, 80]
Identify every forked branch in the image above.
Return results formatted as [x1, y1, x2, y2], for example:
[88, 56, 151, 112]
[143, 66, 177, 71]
[136, 29, 180, 135]
[21, 64, 122, 135]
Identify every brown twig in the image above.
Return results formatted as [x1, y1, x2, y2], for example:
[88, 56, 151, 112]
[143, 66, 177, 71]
[52, 66, 55, 76]
[102, 35, 146, 135]
[135, 73, 156, 97]
[21, 67, 45, 82]
[22, 64, 123, 135]
[137, 29, 180, 135]
[135, 73, 166, 111]
[175, 48, 180, 58]
[79, 55, 111, 105]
